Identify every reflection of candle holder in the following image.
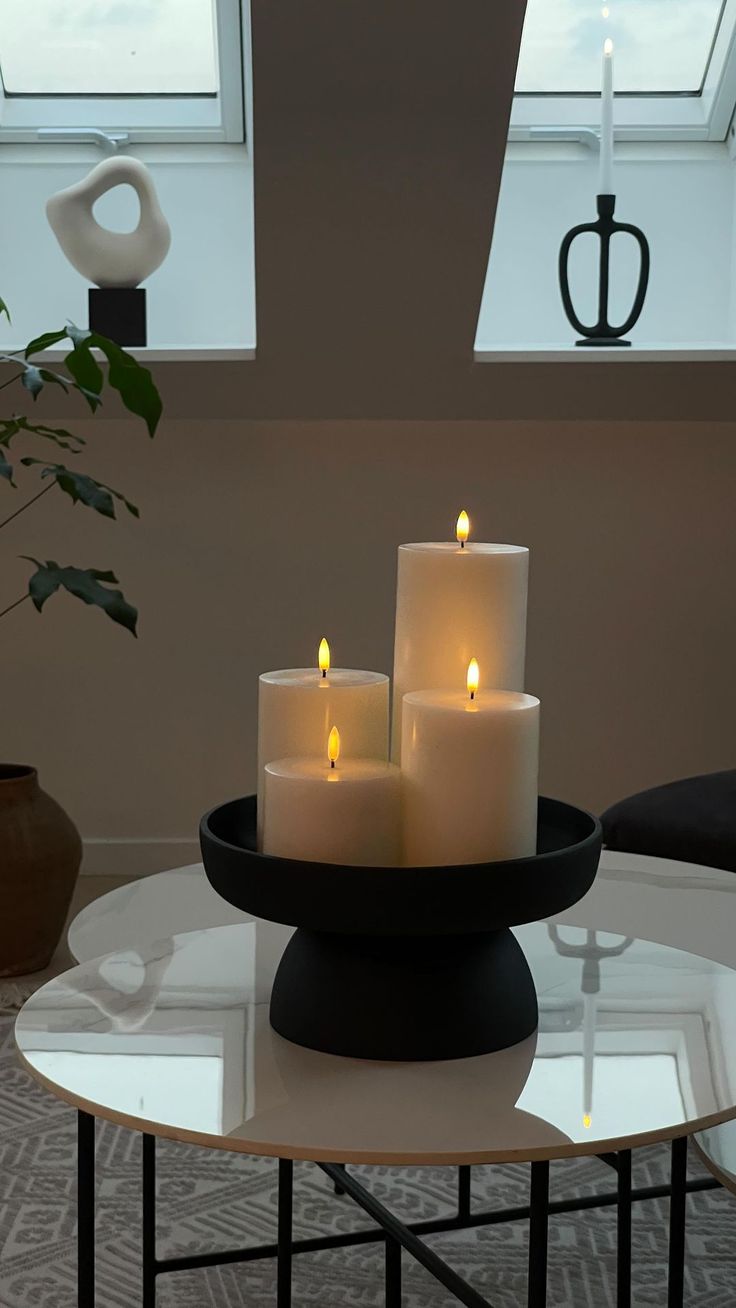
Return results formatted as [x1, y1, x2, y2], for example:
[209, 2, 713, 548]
[558, 194, 650, 347]
[200, 795, 602, 1062]
[548, 927, 635, 1124]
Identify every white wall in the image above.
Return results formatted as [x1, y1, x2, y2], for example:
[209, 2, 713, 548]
[477, 145, 735, 350]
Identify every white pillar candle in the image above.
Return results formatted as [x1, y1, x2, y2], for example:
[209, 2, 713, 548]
[401, 663, 540, 867]
[391, 512, 528, 760]
[257, 640, 389, 846]
[263, 729, 402, 866]
[599, 38, 614, 195]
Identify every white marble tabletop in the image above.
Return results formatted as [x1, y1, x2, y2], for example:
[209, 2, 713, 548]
[17, 911, 736, 1166]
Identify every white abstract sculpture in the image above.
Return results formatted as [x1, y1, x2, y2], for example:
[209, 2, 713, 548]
[46, 156, 171, 289]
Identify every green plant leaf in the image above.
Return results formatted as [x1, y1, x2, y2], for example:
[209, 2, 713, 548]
[22, 558, 138, 636]
[0, 419, 21, 448]
[24, 329, 67, 358]
[5, 417, 86, 452]
[64, 344, 103, 412]
[0, 451, 15, 485]
[66, 323, 91, 349]
[20, 459, 139, 519]
[20, 364, 71, 401]
[85, 332, 162, 437]
[0, 297, 11, 324]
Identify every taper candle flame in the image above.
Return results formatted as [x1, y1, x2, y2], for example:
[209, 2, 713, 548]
[318, 637, 330, 678]
[456, 510, 470, 548]
[583, 1113, 592, 1129]
[604, 36, 613, 55]
[328, 725, 340, 769]
[467, 658, 479, 701]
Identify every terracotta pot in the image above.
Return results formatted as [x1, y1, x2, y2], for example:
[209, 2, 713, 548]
[0, 764, 82, 976]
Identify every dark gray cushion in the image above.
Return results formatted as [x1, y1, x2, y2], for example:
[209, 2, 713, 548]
[601, 770, 736, 873]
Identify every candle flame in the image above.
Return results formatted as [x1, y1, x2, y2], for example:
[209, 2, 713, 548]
[583, 1113, 592, 1129]
[456, 510, 470, 545]
[467, 658, 480, 699]
[318, 637, 330, 675]
[601, 4, 609, 15]
[604, 37, 613, 55]
[327, 725, 340, 768]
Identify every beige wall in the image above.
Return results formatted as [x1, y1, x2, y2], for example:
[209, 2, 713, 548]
[3, 3, 735, 870]
[3, 417, 734, 868]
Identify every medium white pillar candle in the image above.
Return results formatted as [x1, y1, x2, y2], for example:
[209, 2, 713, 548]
[391, 513, 528, 760]
[263, 731, 402, 866]
[257, 640, 389, 846]
[599, 38, 614, 195]
[401, 666, 539, 867]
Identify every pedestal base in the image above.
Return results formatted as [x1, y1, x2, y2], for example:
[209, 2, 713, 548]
[88, 287, 147, 347]
[575, 337, 631, 347]
[270, 927, 539, 1061]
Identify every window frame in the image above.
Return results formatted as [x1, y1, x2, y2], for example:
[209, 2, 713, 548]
[509, 0, 736, 143]
[0, 0, 246, 145]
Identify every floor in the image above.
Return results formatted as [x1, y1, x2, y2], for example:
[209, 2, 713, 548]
[0, 875, 136, 1000]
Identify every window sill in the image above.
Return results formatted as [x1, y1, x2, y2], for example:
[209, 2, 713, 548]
[0, 144, 255, 357]
[474, 344, 736, 362]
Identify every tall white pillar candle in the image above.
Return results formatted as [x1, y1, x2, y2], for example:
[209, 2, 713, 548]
[257, 641, 389, 845]
[599, 38, 614, 195]
[401, 671, 540, 867]
[263, 734, 402, 866]
[391, 514, 528, 760]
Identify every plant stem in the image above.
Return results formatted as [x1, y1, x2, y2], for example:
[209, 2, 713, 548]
[0, 372, 23, 392]
[0, 480, 54, 531]
[0, 592, 30, 622]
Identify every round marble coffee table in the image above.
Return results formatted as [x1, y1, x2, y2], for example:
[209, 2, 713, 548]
[17, 910, 736, 1308]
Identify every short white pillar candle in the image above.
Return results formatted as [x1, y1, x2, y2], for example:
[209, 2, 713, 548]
[263, 729, 402, 866]
[401, 664, 540, 867]
[257, 639, 389, 846]
[391, 512, 529, 760]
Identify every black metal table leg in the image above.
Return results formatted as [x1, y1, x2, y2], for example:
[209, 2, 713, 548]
[78, 1110, 95, 1308]
[528, 1161, 550, 1307]
[617, 1150, 632, 1308]
[278, 1158, 294, 1308]
[458, 1166, 471, 1220]
[143, 1134, 157, 1307]
[386, 1235, 402, 1306]
[668, 1136, 688, 1308]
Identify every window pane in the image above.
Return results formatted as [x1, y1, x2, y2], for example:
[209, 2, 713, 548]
[516, 0, 726, 94]
[0, 0, 219, 95]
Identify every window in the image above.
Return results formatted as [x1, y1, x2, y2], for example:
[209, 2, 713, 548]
[0, 0, 246, 143]
[510, 0, 736, 141]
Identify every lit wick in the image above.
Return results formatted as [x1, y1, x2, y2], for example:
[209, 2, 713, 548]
[467, 658, 479, 702]
[456, 509, 470, 550]
[318, 637, 330, 680]
[328, 725, 340, 771]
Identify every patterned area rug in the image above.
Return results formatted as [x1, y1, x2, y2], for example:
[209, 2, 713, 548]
[1, 1012, 735, 1307]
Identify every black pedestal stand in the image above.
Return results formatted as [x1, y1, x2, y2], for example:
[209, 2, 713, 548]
[558, 194, 650, 347]
[271, 926, 538, 1061]
[88, 287, 147, 347]
[200, 794, 602, 1062]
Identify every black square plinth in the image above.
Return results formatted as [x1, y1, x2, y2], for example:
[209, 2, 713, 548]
[88, 287, 147, 347]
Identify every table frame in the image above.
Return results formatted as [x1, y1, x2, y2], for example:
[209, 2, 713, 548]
[76, 1111, 721, 1307]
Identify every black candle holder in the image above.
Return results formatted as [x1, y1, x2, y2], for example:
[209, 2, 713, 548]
[200, 795, 602, 1062]
[559, 194, 650, 347]
[88, 287, 147, 347]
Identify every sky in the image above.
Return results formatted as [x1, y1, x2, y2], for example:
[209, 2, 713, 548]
[0, 0, 218, 95]
[516, 0, 725, 93]
[0, 0, 726, 98]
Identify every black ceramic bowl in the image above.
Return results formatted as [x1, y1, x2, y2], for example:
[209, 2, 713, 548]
[200, 794, 602, 938]
[200, 794, 602, 1060]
